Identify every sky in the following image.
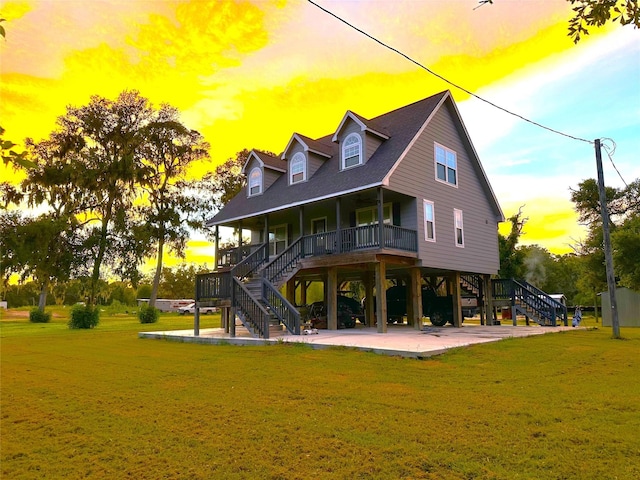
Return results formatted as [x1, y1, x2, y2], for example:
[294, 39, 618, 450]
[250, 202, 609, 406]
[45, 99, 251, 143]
[1, 0, 639, 273]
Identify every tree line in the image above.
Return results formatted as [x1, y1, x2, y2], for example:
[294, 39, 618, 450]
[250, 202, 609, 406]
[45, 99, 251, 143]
[499, 178, 639, 307]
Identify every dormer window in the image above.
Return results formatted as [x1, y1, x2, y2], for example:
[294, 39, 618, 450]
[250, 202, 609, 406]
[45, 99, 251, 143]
[248, 167, 262, 196]
[290, 152, 306, 184]
[342, 133, 362, 169]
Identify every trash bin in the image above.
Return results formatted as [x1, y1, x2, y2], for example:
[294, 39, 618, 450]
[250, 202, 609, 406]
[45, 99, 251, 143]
[501, 307, 512, 320]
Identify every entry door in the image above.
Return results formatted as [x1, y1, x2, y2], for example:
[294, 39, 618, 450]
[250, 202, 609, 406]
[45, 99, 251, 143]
[311, 218, 328, 255]
[269, 225, 288, 256]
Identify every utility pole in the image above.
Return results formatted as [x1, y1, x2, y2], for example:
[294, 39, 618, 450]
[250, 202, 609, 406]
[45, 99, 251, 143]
[594, 139, 620, 338]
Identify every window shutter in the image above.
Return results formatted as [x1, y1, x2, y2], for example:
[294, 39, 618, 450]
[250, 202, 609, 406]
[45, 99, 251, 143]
[392, 202, 401, 226]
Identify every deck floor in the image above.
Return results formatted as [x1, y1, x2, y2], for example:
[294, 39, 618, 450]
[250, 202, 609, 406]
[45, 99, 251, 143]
[139, 323, 579, 358]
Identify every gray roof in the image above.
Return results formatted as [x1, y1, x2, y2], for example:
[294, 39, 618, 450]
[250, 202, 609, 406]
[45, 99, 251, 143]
[208, 90, 491, 226]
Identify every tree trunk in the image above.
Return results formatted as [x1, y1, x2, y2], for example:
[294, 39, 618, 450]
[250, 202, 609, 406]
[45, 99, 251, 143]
[90, 211, 112, 306]
[149, 232, 165, 309]
[38, 280, 48, 312]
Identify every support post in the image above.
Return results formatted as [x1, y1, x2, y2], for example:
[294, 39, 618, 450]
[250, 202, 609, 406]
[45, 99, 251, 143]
[336, 197, 342, 253]
[264, 215, 269, 262]
[375, 260, 387, 333]
[286, 278, 296, 306]
[595, 138, 620, 338]
[365, 270, 375, 327]
[409, 267, 423, 330]
[214, 225, 219, 272]
[327, 267, 338, 330]
[483, 274, 494, 326]
[451, 272, 463, 328]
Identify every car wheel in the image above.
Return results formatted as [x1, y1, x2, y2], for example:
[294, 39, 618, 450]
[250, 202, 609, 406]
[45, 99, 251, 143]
[430, 311, 447, 327]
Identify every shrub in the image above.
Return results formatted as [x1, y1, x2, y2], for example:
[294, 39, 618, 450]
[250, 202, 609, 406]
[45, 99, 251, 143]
[29, 308, 51, 323]
[138, 304, 159, 324]
[68, 304, 99, 329]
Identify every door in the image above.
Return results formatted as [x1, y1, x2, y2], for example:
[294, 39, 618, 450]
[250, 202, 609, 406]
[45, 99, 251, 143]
[269, 225, 288, 256]
[311, 217, 328, 255]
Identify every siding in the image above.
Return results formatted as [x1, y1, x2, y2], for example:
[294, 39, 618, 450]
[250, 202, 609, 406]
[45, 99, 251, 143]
[365, 132, 383, 162]
[387, 102, 500, 274]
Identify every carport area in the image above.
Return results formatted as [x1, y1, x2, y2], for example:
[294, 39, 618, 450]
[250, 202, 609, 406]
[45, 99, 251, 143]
[140, 323, 579, 358]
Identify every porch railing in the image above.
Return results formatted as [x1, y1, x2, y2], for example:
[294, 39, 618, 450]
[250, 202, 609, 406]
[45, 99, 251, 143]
[217, 245, 252, 269]
[196, 271, 232, 301]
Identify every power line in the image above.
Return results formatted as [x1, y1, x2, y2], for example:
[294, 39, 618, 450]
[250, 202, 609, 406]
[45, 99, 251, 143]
[600, 138, 629, 187]
[307, 0, 594, 145]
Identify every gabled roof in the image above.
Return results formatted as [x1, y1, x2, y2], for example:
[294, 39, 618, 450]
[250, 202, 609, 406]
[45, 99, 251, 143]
[331, 110, 390, 142]
[240, 150, 286, 174]
[281, 133, 333, 159]
[208, 90, 503, 226]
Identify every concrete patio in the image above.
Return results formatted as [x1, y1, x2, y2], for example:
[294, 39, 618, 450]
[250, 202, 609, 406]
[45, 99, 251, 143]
[139, 323, 579, 358]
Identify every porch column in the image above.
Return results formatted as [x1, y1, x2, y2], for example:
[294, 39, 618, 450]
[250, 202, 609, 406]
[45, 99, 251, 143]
[336, 197, 342, 253]
[213, 225, 219, 272]
[375, 260, 387, 333]
[365, 270, 375, 327]
[299, 206, 305, 257]
[478, 276, 485, 325]
[377, 187, 384, 248]
[327, 266, 338, 330]
[451, 272, 463, 328]
[194, 306, 200, 336]
[237, 220, 243, 263]
[409, 267, 423, 330]
[264, 215, 269, 261]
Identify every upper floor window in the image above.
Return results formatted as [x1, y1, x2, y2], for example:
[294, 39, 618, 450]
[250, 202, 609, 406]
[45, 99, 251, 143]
[342, 133, 362, 169]
[248, 167, 262, 196]
[454, 208, 464, 247]
[435, 143, 457, 186]
[423, 200, 435, 242]
[290, 152, 306, 184]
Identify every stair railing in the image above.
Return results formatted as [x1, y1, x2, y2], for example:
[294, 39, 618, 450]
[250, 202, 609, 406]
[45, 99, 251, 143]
[262, 236, 304, 285]
[232, 277, 271, 338]
[518, 280, 568, 326]
[262, 278, 300, 335]
[460, 274, 481, 296]
[231, 242, 269, 282]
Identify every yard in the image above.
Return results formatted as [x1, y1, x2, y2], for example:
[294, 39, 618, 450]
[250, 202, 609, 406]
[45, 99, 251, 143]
[1, 308, 639, 479]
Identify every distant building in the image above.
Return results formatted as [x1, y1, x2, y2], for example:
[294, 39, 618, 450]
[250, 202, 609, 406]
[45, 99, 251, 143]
[600, 287, 640, 327]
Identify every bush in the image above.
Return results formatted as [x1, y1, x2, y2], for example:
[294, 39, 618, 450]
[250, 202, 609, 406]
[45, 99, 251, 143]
[68, 304, 99, 329]
[29, 308, 51, 323]
[138, 304, 159, 324]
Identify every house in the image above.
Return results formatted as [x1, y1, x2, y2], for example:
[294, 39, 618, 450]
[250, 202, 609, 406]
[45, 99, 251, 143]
[197, 90, 506, 338]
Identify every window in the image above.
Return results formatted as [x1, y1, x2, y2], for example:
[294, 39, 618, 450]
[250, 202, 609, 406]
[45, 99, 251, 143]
[342, 133, 362, 169]
[248, 167, 262, 196]
[290, 152, 306, 184]
[435, 143, 457, 186]
[423, 200, 435, 242]
[454, 209, 464, 247]
[356, 204, 392, 226]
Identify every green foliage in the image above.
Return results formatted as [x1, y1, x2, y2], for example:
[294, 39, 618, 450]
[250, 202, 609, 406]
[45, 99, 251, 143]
[28, 308, 50, 323]
[68, 304, 99, 329]
[568, 0, 640, 43]
[137, 304, 159, 324]
[498, 208, 527, 279]
[136, 284, 152, 299]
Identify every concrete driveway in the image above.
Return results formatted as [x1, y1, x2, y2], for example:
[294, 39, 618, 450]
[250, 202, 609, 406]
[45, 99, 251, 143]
[140, 323, 578, 358]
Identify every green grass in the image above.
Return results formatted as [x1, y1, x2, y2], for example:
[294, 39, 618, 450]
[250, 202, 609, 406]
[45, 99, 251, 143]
[1, 309, 639, 479]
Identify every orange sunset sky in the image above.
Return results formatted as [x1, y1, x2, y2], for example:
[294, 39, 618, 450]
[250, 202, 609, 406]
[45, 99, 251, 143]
[1, 0, 639, 274]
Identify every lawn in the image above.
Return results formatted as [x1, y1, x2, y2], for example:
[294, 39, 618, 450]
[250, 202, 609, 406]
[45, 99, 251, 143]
[1, 308, 639, 479]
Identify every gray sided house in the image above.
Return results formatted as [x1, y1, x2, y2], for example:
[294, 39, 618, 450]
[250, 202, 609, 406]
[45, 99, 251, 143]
[198, 90, 507, 338]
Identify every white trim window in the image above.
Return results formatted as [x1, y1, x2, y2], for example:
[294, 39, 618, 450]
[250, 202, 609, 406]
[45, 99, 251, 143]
[248, 167, 262, 196]
[435, 143, 457, 186]
[290, 152, 306, 184]
[454, 208, 464, 247]
[342, 133, 362, 169]
[423, 200, 435, 242]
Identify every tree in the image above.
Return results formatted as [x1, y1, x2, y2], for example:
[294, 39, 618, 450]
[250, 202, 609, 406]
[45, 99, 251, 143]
[478, 0, 639, 43]
[137, 104, 211, 308]
[498, 207, 527, 279]
[209, 148, 276, 211]
[568, 0, 639, 43]
[53, 91, 155, 305]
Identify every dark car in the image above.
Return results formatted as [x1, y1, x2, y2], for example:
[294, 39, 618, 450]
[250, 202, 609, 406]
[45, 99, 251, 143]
[385, 285, 457, 326]
[308, 295, 363, 329]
